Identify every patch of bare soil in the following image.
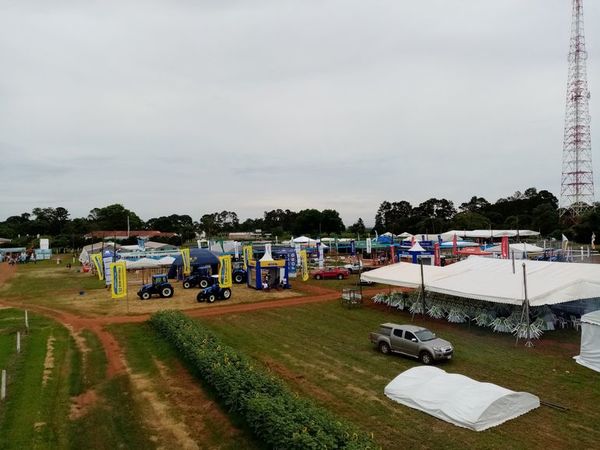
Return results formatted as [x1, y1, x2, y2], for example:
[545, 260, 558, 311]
[42, 335, 56, 386]
[128, 367, 199, 450]
[0, 262, 16, 291]
[70, 389, 99, 420]
[155, 360, 244, 446]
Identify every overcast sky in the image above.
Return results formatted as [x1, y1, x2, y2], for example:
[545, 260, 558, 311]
[1, 0, 599, 226]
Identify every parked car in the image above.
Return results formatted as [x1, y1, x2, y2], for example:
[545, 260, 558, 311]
[311, 267, 349, 280]
[182, 265, 214, 289]
[196, 282, 232, 303]
[344, 262, 363, 274]
[369, 323, 453, 364]
[137, 274, 175, 300]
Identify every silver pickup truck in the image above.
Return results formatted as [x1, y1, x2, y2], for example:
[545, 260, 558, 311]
[369, 323, 454, 365]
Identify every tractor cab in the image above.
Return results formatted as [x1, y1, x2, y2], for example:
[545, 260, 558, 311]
[152, 274, 168, 285]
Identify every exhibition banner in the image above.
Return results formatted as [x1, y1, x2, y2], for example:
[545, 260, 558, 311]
[110, 261, 127, 299]
[219, 255, 233, 288]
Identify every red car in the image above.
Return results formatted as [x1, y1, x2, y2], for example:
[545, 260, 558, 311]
[311, 267, 350, 280]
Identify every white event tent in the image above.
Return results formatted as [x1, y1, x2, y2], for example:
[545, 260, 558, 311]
[384, 366, 540, 431]
[444, 230, 540, 239]
[361, 256, 600, 307]
[574, 310, 600, 373]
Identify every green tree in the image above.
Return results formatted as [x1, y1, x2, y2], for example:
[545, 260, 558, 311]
[88, 204, 144, 230]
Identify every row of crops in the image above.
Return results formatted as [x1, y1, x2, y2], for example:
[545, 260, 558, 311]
[150, 310, 376, 449]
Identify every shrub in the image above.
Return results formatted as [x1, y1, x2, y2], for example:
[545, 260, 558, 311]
[150, 310, 376, 449]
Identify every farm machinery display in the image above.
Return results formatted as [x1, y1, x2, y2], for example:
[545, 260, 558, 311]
[137, 274, 174, 300]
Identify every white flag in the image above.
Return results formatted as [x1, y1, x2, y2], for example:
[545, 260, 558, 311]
[562, 234, 569, 251]
[592, 232, 596, 250]
[366, 237, 372, 254]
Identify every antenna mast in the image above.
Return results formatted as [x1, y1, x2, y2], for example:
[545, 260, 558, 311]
[560, 0, 594, 217]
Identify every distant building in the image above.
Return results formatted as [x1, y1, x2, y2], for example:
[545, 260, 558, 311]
[84, 230, 178, 241]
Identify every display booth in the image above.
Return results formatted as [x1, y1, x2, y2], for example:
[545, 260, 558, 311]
[246, 244, 291, 290]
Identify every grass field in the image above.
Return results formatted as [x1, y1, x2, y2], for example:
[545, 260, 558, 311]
[0, 308, 154, 450]
[3, 261, 600, 449]
[110, 322, 261, 449]
[199, 301, 600, 450]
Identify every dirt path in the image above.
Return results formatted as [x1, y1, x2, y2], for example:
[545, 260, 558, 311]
[0, 262, 16, 290]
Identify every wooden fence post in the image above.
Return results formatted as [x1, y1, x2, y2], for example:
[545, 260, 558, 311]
[16, 332, 21, 353]
[1, 369, 6, 400]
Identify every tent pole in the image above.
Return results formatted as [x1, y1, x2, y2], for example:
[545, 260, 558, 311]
[511, 251, 515, 274]
[420, 258, 426, 316]
[522, 262, 533, 347]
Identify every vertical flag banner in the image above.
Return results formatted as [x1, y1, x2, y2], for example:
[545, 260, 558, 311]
[317, 242, 324, 269]
[218, 255, 233, 288]
[434, 243, 441, 266]
[350, 240, 356, 256]
[110, 261, 127, 299]
[243, 245, 253, 270]
[91, 253, 104, 280]
[234, 242, 240, 259]
[592, 232, 596, 250]
[390, 245, 395, 263]
[300, 250, 309, 281]
[366, 237, 372, 255]
[181, 248, 191, 276]
[103, 253, 113, 285]
[452, 234, 458, 256]
[294, 244, 302, 269]
[501, 236, 509, 259]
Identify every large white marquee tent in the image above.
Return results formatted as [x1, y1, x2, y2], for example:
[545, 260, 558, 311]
[361, 256, 600, 307]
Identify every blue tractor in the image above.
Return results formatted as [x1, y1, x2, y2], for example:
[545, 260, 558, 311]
[182, 265, 215, 289]
[196, 280, 232, 303]
[138, 274, 175, 300]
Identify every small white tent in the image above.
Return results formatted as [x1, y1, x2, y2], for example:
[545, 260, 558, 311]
[575, 310, 600, 373]
[384, 366, 540, 431]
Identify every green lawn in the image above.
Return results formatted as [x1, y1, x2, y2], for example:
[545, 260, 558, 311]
[0, 308, 154, 450]
[199, 301, 600, 450]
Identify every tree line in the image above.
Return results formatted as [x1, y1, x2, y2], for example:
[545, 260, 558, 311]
[0, 187, 598, 249]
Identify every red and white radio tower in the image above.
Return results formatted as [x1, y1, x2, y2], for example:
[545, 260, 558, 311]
[560, 0, 594, 217]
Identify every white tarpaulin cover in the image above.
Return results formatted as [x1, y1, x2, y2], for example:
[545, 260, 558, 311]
[125, 258, 161, 269]
[361, 256, 600, 306]
[384, 366, 540, 431]
[575, 310, 600, 373]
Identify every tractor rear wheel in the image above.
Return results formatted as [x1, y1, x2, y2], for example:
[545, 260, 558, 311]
[222, 288, 232, 300]
[161, 287, 173, 298]
[199, 279, 209, 288]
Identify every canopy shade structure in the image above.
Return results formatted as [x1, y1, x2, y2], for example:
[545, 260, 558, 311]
[125, 258, 162, 269]
[485, 243, 545, 254]
[384, 366, 539, 431]
[444, 230, 540, 239]
[575, 310, 600, 373]
[361, 256, 600, 307]
[167, 249, 220, 278]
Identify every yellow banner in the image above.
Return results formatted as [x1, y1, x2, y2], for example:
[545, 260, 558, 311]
[300, 250, 309, 281]
[180, 248, 191, 276]
[218, 255, 233, 288]
[91, 253, 104, 280]
[242, 245, 253, 270]
[110, 261, 127, 299]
